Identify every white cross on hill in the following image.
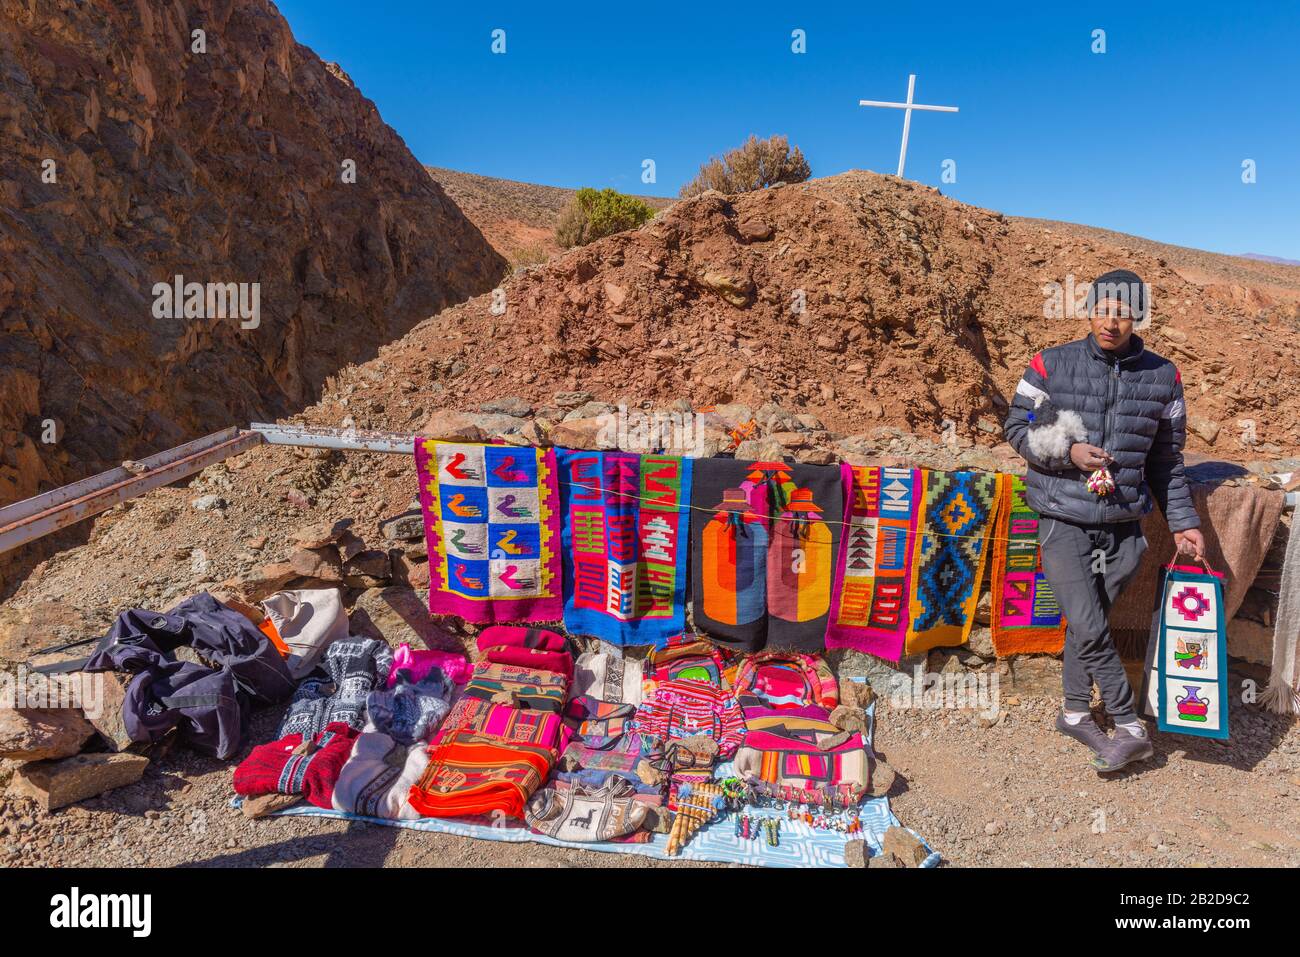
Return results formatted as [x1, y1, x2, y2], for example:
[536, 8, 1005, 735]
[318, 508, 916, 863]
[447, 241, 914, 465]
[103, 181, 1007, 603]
[859, 74, 959, 179]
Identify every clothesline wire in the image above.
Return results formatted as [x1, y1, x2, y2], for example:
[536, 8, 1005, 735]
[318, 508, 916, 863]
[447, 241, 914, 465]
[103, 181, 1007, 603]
[553, 477, 1031, 548]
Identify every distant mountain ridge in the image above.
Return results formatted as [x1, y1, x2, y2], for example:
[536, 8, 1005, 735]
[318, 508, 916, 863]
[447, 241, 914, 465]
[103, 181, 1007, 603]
[1239, 253, 1300, 267]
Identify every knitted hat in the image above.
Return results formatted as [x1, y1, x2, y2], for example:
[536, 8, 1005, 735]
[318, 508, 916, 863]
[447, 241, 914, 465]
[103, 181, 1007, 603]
[1087, 269, 1147, 320]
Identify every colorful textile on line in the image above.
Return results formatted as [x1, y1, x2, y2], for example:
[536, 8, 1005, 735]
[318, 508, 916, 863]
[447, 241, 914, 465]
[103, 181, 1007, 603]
[689, 458, 842, 653]
[1141, 565, 1230, 739]
[414, 439, 561, 623]
[557, 449, 693, 647]
[826, 465, 924, 661]
[905, 471, 1005, 655]
[990, 475, 1067, 655]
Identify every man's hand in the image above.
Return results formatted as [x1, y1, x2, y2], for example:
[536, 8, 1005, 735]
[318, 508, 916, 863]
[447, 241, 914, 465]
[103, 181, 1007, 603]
[1069, 443, 1112, 471]
[1174, 528, 1206, 561]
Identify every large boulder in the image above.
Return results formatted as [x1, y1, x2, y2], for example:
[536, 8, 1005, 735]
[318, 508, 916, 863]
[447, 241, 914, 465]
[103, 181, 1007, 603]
[350, 586, 461, 652]
[9, 752, 149, 811]
[0, 707, 96, 761]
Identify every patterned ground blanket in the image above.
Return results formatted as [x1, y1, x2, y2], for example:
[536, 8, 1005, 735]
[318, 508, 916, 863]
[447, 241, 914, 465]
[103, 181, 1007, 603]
[242, 787, 938, 868]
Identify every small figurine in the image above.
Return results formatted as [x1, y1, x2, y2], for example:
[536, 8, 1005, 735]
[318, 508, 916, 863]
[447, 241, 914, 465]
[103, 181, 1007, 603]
[763, 817, 781, 848]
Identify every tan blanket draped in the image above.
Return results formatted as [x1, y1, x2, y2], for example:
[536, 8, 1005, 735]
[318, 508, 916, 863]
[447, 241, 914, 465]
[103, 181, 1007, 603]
[1263, 519, 1300, 715]
[1109, 481, 1285, 654]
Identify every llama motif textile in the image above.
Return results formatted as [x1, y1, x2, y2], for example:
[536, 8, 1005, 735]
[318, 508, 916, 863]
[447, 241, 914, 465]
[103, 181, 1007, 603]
[990, 475, 1067, 655]
[414, 439, 562, 623]
[1141, 564, 1230, 739]
[690, 458, 842, 653]
[905, 471, 1005, 655]
[826, 465, 923, 662]
[557, 449, 693, 647]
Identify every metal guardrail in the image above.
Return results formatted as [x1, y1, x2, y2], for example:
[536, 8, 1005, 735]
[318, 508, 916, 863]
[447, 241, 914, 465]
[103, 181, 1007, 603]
[0, 428, 262, 556]
[249, 422, 414, 454]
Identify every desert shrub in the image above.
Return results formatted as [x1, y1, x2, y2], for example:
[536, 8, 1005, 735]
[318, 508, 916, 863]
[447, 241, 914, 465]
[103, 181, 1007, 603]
[555, 187, 656, 248]
[680, 134, 811, 198]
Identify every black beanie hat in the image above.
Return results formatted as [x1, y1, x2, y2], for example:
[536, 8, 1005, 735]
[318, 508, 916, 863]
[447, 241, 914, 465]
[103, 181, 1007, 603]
[1087, 269, 1147, 320]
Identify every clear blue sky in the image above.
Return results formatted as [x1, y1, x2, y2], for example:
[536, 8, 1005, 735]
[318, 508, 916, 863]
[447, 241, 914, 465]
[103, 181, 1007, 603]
[274, 0, 1300, 259]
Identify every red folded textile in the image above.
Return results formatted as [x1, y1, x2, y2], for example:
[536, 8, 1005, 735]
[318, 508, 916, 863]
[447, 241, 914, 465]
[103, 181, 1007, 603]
[476, 625, 567, 654]
[410, 703, 565, 819]
[484, 645, 574, 678]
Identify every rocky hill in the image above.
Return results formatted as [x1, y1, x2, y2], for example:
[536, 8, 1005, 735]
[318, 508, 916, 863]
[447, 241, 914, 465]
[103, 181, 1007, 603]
[426, 166, 674, 268]
[1014, 218, 1300, 321]
[0, 0, 506, 518]
[365, 171, 1299, 463]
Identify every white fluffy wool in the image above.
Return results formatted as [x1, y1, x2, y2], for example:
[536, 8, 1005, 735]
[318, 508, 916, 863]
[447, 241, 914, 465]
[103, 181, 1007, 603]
[1027, 408, 1087, 462]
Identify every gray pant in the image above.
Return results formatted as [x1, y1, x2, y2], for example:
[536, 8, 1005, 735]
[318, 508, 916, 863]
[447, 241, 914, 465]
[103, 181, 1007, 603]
[1037, 517, 1147, 723]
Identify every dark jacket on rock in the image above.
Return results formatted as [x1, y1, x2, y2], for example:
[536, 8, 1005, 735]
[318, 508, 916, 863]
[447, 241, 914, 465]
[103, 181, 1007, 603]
[84, 592, 296, 758]
[1003, 334, 1200, 533]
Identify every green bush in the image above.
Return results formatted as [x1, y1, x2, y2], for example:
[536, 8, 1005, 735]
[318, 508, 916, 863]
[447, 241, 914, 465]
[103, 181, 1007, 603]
[680, 134, 811, 198]
[555, 187, 656, 249]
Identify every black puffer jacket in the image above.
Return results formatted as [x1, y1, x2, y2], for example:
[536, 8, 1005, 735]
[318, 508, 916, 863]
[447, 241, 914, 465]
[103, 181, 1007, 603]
[1003, 334, 1200, 532]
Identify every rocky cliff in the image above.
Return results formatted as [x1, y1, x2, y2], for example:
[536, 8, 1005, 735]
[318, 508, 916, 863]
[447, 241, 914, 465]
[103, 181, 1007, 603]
[0, 0, 506, 515]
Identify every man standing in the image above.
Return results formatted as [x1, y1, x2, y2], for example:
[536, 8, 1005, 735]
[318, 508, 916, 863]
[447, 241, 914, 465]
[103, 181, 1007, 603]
[1004, 269, 1205, 773]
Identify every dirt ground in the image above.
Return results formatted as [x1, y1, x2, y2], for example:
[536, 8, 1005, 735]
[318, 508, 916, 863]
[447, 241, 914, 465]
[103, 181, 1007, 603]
[2, 688, 1296, 869]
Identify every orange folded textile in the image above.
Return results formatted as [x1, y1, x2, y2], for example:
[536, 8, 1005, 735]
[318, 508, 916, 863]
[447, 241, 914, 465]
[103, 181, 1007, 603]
[409, 702, 564, 819]
[408, 732, 556, 820]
